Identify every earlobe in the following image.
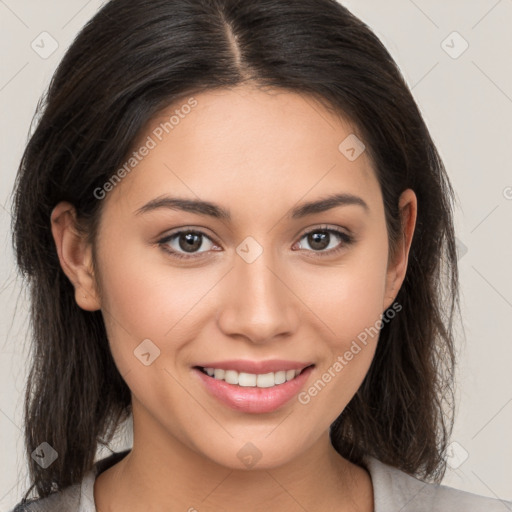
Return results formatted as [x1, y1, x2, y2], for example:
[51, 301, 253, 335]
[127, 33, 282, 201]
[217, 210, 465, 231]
[383, 189, 417, 311]
[50, 201, 101, 311]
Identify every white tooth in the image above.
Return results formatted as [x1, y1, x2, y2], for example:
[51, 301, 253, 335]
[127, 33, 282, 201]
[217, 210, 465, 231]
[256, 372, 275, 388]
[224, 370, 239, 385]
[238, 372, 257, 387]
[285, 369, 296, 381]
[274, 370, 286, 385]
[214, 368, 225, 380]
[207, 367, 300, 386]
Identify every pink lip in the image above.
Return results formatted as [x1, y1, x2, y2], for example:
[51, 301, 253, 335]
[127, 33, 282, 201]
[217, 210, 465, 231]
[194, 359, 313, 374]
[192, 364, 315, 414]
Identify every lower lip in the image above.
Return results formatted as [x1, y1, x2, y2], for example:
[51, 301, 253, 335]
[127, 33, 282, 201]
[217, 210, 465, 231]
[193, 366, 314, 414]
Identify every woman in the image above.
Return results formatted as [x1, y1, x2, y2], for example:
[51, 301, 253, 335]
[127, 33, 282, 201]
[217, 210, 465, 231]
[9, 0, 511, 510]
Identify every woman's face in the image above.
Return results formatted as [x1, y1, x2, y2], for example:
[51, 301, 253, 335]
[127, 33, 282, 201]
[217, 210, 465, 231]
[75, 85, 415, 469]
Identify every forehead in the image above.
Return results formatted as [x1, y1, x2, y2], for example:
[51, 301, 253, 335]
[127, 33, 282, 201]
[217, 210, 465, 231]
[102, 85, 381, 221]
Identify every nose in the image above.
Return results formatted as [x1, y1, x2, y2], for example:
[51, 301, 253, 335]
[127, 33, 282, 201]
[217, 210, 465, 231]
[216, 250, 300, 345]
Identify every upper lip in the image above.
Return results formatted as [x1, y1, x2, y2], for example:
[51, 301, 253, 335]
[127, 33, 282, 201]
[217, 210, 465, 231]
[194, 360, 314, 374]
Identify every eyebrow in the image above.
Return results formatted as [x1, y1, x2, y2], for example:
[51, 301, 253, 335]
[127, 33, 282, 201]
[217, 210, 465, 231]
[134, 192, 369, 220]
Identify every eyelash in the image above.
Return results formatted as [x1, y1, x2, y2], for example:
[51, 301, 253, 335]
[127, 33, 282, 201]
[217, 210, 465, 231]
[158, 225, 354, 260]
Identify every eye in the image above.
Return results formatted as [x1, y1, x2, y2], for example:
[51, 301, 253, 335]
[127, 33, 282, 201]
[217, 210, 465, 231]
[294, 226, 354, 256]
[158, 229, 219, 259]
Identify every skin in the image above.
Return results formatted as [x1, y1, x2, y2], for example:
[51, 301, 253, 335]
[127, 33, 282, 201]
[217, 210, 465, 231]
[51, 84, 417, 512]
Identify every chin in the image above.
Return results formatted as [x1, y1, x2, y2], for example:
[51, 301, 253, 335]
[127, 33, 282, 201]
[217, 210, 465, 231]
[191, 432, 313, 471]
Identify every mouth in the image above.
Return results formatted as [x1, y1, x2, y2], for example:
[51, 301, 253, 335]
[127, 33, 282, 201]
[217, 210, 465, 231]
[192, 361, 315, 414]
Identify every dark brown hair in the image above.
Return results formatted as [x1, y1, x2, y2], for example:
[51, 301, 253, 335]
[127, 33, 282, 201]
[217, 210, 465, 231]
[11, 0, 459, 501]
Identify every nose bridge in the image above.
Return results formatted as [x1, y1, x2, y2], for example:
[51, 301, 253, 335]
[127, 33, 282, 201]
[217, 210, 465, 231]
[217, 243, 298, 343]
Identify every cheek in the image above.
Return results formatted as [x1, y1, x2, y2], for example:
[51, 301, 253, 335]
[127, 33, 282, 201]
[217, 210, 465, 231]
[300, 234, 390, 342]
[296, 276, 385, 428]
[100, 216, 222, 320]
[94, 235, 219, 370]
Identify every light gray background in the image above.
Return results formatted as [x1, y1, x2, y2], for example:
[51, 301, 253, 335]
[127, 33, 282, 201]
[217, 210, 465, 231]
[1, 0, 511, 508]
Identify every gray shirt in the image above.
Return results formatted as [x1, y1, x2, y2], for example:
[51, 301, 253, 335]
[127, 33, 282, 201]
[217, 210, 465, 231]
[9, 450, 512, 511]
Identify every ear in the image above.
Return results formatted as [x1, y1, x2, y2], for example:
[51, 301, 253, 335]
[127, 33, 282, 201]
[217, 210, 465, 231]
[50, 201, 101, 311]
[383, 189, 417, 311]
